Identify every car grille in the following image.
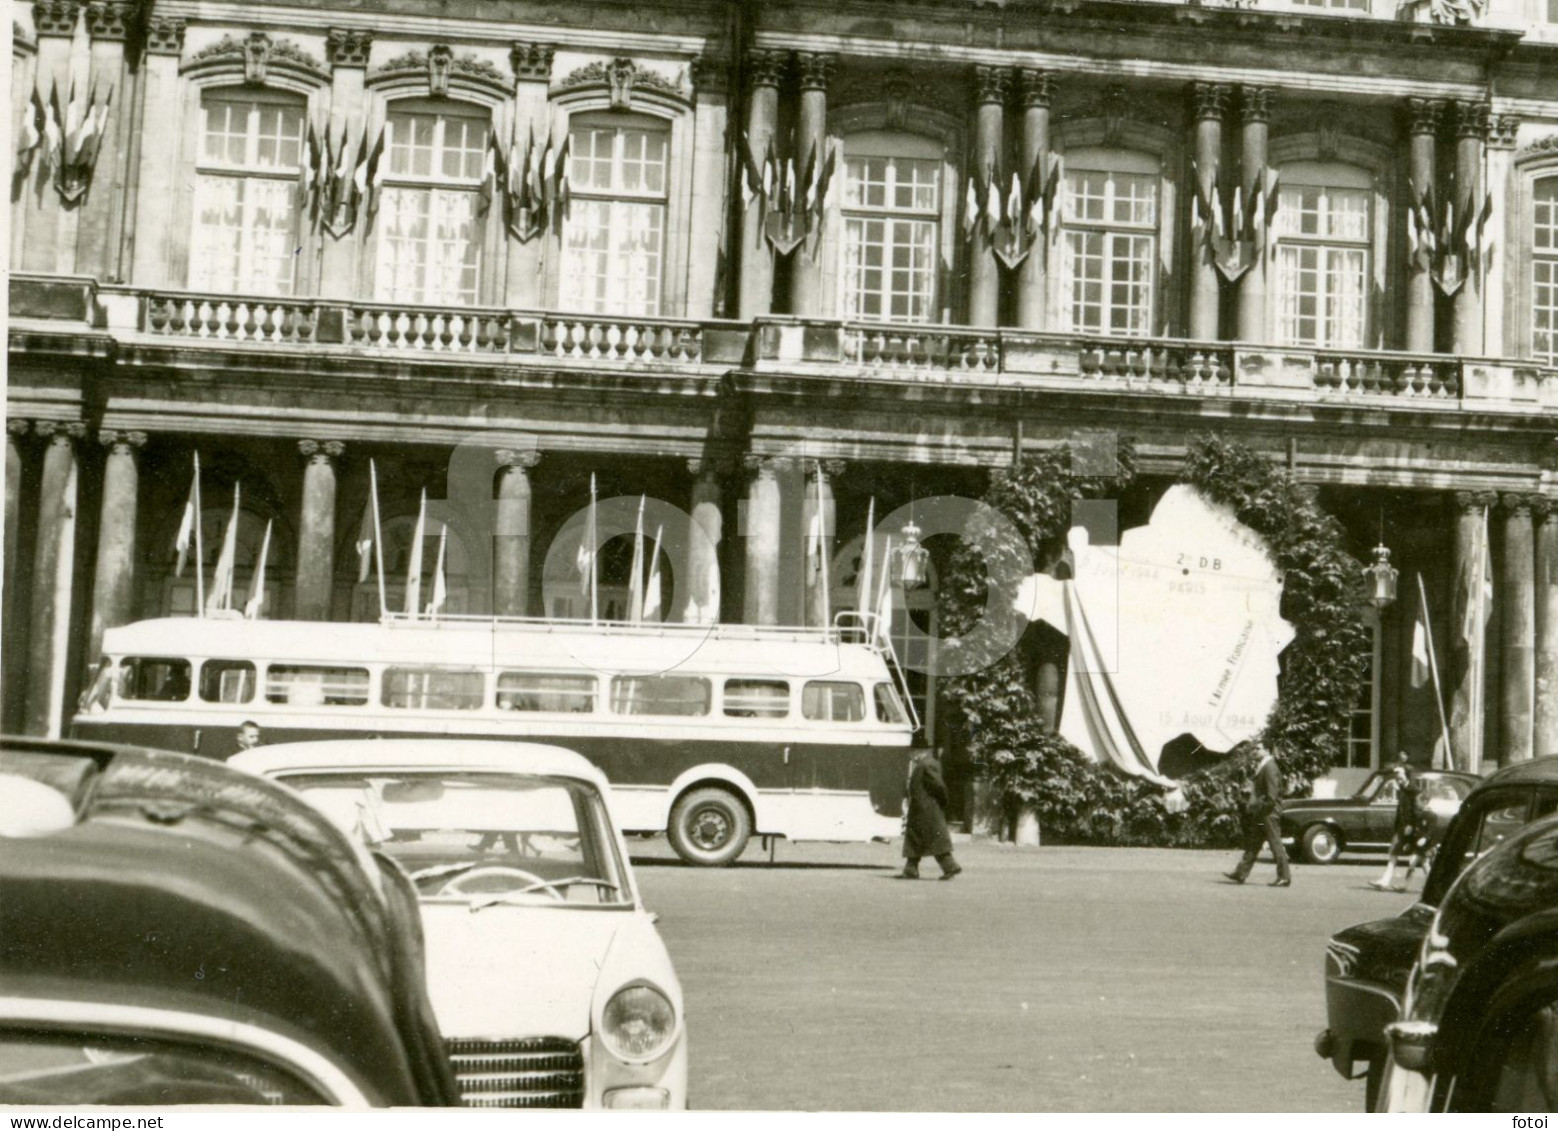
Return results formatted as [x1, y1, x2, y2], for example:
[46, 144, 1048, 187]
[446, 1036, 585, 1108]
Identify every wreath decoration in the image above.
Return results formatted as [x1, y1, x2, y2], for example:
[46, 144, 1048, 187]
[937, 434, 1371, 847]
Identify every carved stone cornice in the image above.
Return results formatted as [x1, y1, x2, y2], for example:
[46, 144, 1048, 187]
[184, 32, 328, 86]
[298, 439, 345, 465]
[370, 46, 510, 99]
[32, 1, 81, 38]
[1190, 81, 1230, 122]
[495, 449, 541, 472]
[555, 57, 687, 108]
[325, 27, 373, 69]
[509, 42, 554, 84]
[973, 65, 1010, 106]
[85, 1, 132, 41]
[1404, 97, 1445, 137]
[98, 429, 147, 452]
[143, 16, 185, 56]
[1240, 86, 1272, 126]
[744, 49, 787, 91]
[1452, 100, 1491, 141]
[795, 52, 834, 94]
[1017, 69, 1055, 110]
[1487, 113, 1520, 150]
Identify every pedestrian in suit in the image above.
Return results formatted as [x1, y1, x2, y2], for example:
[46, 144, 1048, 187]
[900, 748, 962, 880]
[1224, 741, 1292, 887]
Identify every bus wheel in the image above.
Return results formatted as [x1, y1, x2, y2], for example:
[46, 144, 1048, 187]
[668, 788, 751, 867]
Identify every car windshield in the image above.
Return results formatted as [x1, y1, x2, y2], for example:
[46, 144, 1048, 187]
[1354, 772, 1391, 802]
[284, 771, 632, 907]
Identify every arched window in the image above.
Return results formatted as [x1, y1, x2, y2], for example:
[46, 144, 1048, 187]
[374, 101, 490, 305]
[838, 133, 942, 323]
[191, 90, 306, 295]
[1533, 177, 1558, 364]
[1274, 162, 1372, 348]
[559, 113, 671, 316]
[1059, 149, 1159, 335]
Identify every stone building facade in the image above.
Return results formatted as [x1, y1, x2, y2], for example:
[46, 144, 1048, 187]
[7, 0, 1558, 797]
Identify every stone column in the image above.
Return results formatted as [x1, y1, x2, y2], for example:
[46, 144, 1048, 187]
[129, 16, 185, 286]
[788, 53, 834, 317]
[295, 440, 344, 621]
[76, 2, 132, 279]
[22, 1, 84, 275]
[503, 43, 555, 308]
[1189, 82, 1229, 342]
[1448, 490, 1497, 769]
[493, 449, 539, 617]
[1483, 114, 1519, 358]
[88, 429, 145, 661]
[24, 422, 86, 738]
[1534, 497, 1558, 759]
[319, 29, 373, 299]
[742, 456, 784, 625]
[684, 460, 723, 624]
[737, 50, 786, 319]
[688, 54, 731, 317]
[1500, 494, 1537, 765]
[1451, 102, 1488, 357]
[1404, 99, 1442, 354]
[969, 66, 1009, 329]
[802, 460, 842, 629]
[1014, 70, 1055, 331]
[4, 422, 31, 732]
[1236, 87, 1270, 344]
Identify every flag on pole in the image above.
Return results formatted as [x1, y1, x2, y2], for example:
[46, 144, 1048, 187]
[857, 498, 876, 618]
[404, 490, 426, 618]
[370, 460, 387, 618]
[1411, 615, 1430, 689]
[207, 483, 241, 614]
[355, 494, 374, 584]
[174, 453, 199, 577]
[628, 496, 646, 623]
[875, 535, 894, 647]
[244, 520, 272, 620]
[576, 475, 599, 622]
[427, 524, 448, 617]
[644, 524, 664, 623]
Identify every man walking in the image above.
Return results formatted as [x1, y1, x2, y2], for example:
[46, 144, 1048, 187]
[1224, 740, 1292, 887]
[900, 748, 962, 880]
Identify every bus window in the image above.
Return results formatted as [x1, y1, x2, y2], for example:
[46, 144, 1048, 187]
[496, 672, 597, 713]
[200, 660, 256, 704]
[873, 682, 908, 725]
[266, 665, 370, 707]
[723, 679, 789, 719]
[611, 675, 711, 717]
[383, 668, 485, 711]
[118, 657, 192, 702]
[802, 681, 865, 723]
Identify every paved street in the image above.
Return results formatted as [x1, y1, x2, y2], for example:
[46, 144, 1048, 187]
[631, 838, 1405, 1112]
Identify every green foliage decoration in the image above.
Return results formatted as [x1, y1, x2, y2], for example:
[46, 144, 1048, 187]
[937, 434, 1371, 847]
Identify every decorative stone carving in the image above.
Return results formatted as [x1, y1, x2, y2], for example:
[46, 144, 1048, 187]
[556, 57, 686, 107]
[32, 1, 81, 38]
[427, 44, 453, 96]
[1487, 113, 1520, 150]
[371, 48, 510, 98]
[973, 65, 1010, 105]
[1100, 84, 1131, 146]
[298, 439, 346, 465]
[1501, 492, 1537, 516]
[510, 42, 554, 83]
[85, 1, 132, 41]
[883, 69, 916, 130]
[744, 49, 787, 90]
[1404, 97, 1444, 136]
[185, 33, 327, 84]
[8, 420, 31, 439]
[1240, 86, 1271, 125]
[1017, 69, 1055, 109]
[795, 52, 834, 93]
[1520, 134, 1558, 158]
[325, 27, 373, 69]
[143, 16, 185, 56]
[1190, 81, 1230, 122]
[1454, 489, 1500, 511]
[34, 421, 88, 443]
[495, 449, 541, 471]
[1453, 100, 1491, 141]
[98, 429, 147, 452]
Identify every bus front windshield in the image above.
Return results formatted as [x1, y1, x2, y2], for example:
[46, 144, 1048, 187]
[284, 771, 632, 907]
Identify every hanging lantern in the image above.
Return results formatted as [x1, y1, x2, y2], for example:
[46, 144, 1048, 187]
[894, 519, 930, 591]
[1364, 543, 1398, 611]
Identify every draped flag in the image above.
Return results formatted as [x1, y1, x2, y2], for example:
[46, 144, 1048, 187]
[357, 126, 386, 219]
[369, 459, 387, 618]
[404, 490, 427, 618]
[1410, 614, 1430, 689]
[174, 453, 200, 578]
[875, 535, 894, 648]
[628, 496, 646, 624]
[244, 520, 272, 620]
[207, 483, 241, 614]
[576, 475, 599, 622]
[17, 86, 45, 170]
[428, 524, 448, 617]
[644, 524, 664, 623]
[355, 494, 374, 584]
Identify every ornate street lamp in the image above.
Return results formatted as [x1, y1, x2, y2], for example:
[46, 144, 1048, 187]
[1364, 543, 1399, 611]
[894, 518, 930, 591]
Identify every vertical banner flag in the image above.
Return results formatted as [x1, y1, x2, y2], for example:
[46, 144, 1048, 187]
[404, 490, 427, 618]
[355, 493, 374, 584]
[370, 459, 387, 618]
[875, 536, 894, 647]
[628, 496, 646, 624]
[1411, 612, 1430, 689]
[174, 453, 200, 578]
[428, 524, 448, 617]
[207, 483, 241, 614]
[244, 520, 273, 620]
[644, 524, 664, 623]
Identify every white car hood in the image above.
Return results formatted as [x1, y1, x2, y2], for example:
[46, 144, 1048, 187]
[419, 902, 629, 1041]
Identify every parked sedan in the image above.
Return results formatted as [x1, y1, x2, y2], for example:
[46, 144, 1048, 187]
[232, 739, 687, 1110]
[1281, 768, 1479, 865]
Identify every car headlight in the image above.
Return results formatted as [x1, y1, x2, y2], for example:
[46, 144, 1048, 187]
[600, 983, 676, 1061]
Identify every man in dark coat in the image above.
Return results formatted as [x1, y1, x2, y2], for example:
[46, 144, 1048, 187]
[1224, 740, 1292, 887]
[901, 748, 961, 880]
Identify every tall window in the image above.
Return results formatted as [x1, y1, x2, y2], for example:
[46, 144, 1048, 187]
[375, 106, 488, 305]
[559, 116, 670, 316]
[1534, 178, 1558, 365]
[1342, 625, 1380, 770]
[191, 93, 305, 295]
[1275, 170, 1371, 348]
[840, 150, 941, 323]
[1061, 165, 1158, 335]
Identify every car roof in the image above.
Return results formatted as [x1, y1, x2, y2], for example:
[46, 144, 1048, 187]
[1472, 754, 1558, 790]
[231, 738, 611, 788]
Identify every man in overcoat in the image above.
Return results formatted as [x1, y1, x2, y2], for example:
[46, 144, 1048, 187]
[1224, 740, 1292, 887]
[900, 748, 962, 880]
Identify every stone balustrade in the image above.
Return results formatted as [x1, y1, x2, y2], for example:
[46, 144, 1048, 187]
[145, 292, 318, 344]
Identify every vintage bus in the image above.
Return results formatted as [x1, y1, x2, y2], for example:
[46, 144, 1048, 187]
[72, 613, 919, 866]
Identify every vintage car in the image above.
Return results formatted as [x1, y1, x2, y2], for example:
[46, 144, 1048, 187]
[0, 737, 459, 1107]
[1280, 768, 1478, 865]
[232, 739, 687, 1110]
[1374, 811, 1558, 1112]
[1316, 755, 1558, 1107]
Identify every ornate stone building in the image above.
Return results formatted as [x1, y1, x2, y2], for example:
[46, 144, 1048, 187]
[8, 0, 1558, 797]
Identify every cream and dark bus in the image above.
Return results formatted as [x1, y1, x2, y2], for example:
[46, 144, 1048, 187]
[72, 613, 918, 865]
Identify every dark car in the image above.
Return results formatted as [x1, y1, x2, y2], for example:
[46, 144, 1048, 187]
[1375, 812, 1558, 1111]
[1281, 768, 1479, 865]
[1316, 755, 1558, 1107]
[0, 737, 460, 1106]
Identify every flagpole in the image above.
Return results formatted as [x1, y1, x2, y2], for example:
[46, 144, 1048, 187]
[817, 463, 831, 631]
[1472, 506, 1490, 773]
[370, 459, 387, 619]
[589, 474, 599, 625]
[1417, 572, 1453, 771]
[193, 453, 205, 616]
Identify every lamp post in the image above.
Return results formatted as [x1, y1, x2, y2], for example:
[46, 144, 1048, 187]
[894, 519, 929, 591]
[1364, 543, 1399, 611]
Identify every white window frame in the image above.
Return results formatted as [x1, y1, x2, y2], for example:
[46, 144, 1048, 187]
[837, 147, 943, 324]
[1055, 149, 1162, 337]
[1533, 175, 1558, 365]
[1272, 162, 1377, 350]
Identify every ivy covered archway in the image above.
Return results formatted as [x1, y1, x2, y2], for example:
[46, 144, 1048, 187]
[936, 435, 1371, 847]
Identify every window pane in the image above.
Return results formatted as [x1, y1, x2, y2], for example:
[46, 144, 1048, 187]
[117, 657, 191, 702]
[723, 679, 790, 718]
[558, 199, 664, 316]
[874, 683, 908, 724]
[1535, 182, 1558, 365]
[801, 681, 865, 722]
[375, 187, 479, 305]
[199, 660, 256, 704]
[1061, 170, 1158, 334]
[382, 668, 485, 711]
[497, 672, 597, 713]
[265, 665, 369, 706]
[610, 675, 711, 717]
[842, 213, 937, 324]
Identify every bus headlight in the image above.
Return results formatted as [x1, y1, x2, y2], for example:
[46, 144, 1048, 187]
[600, 984, 676, 1062]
